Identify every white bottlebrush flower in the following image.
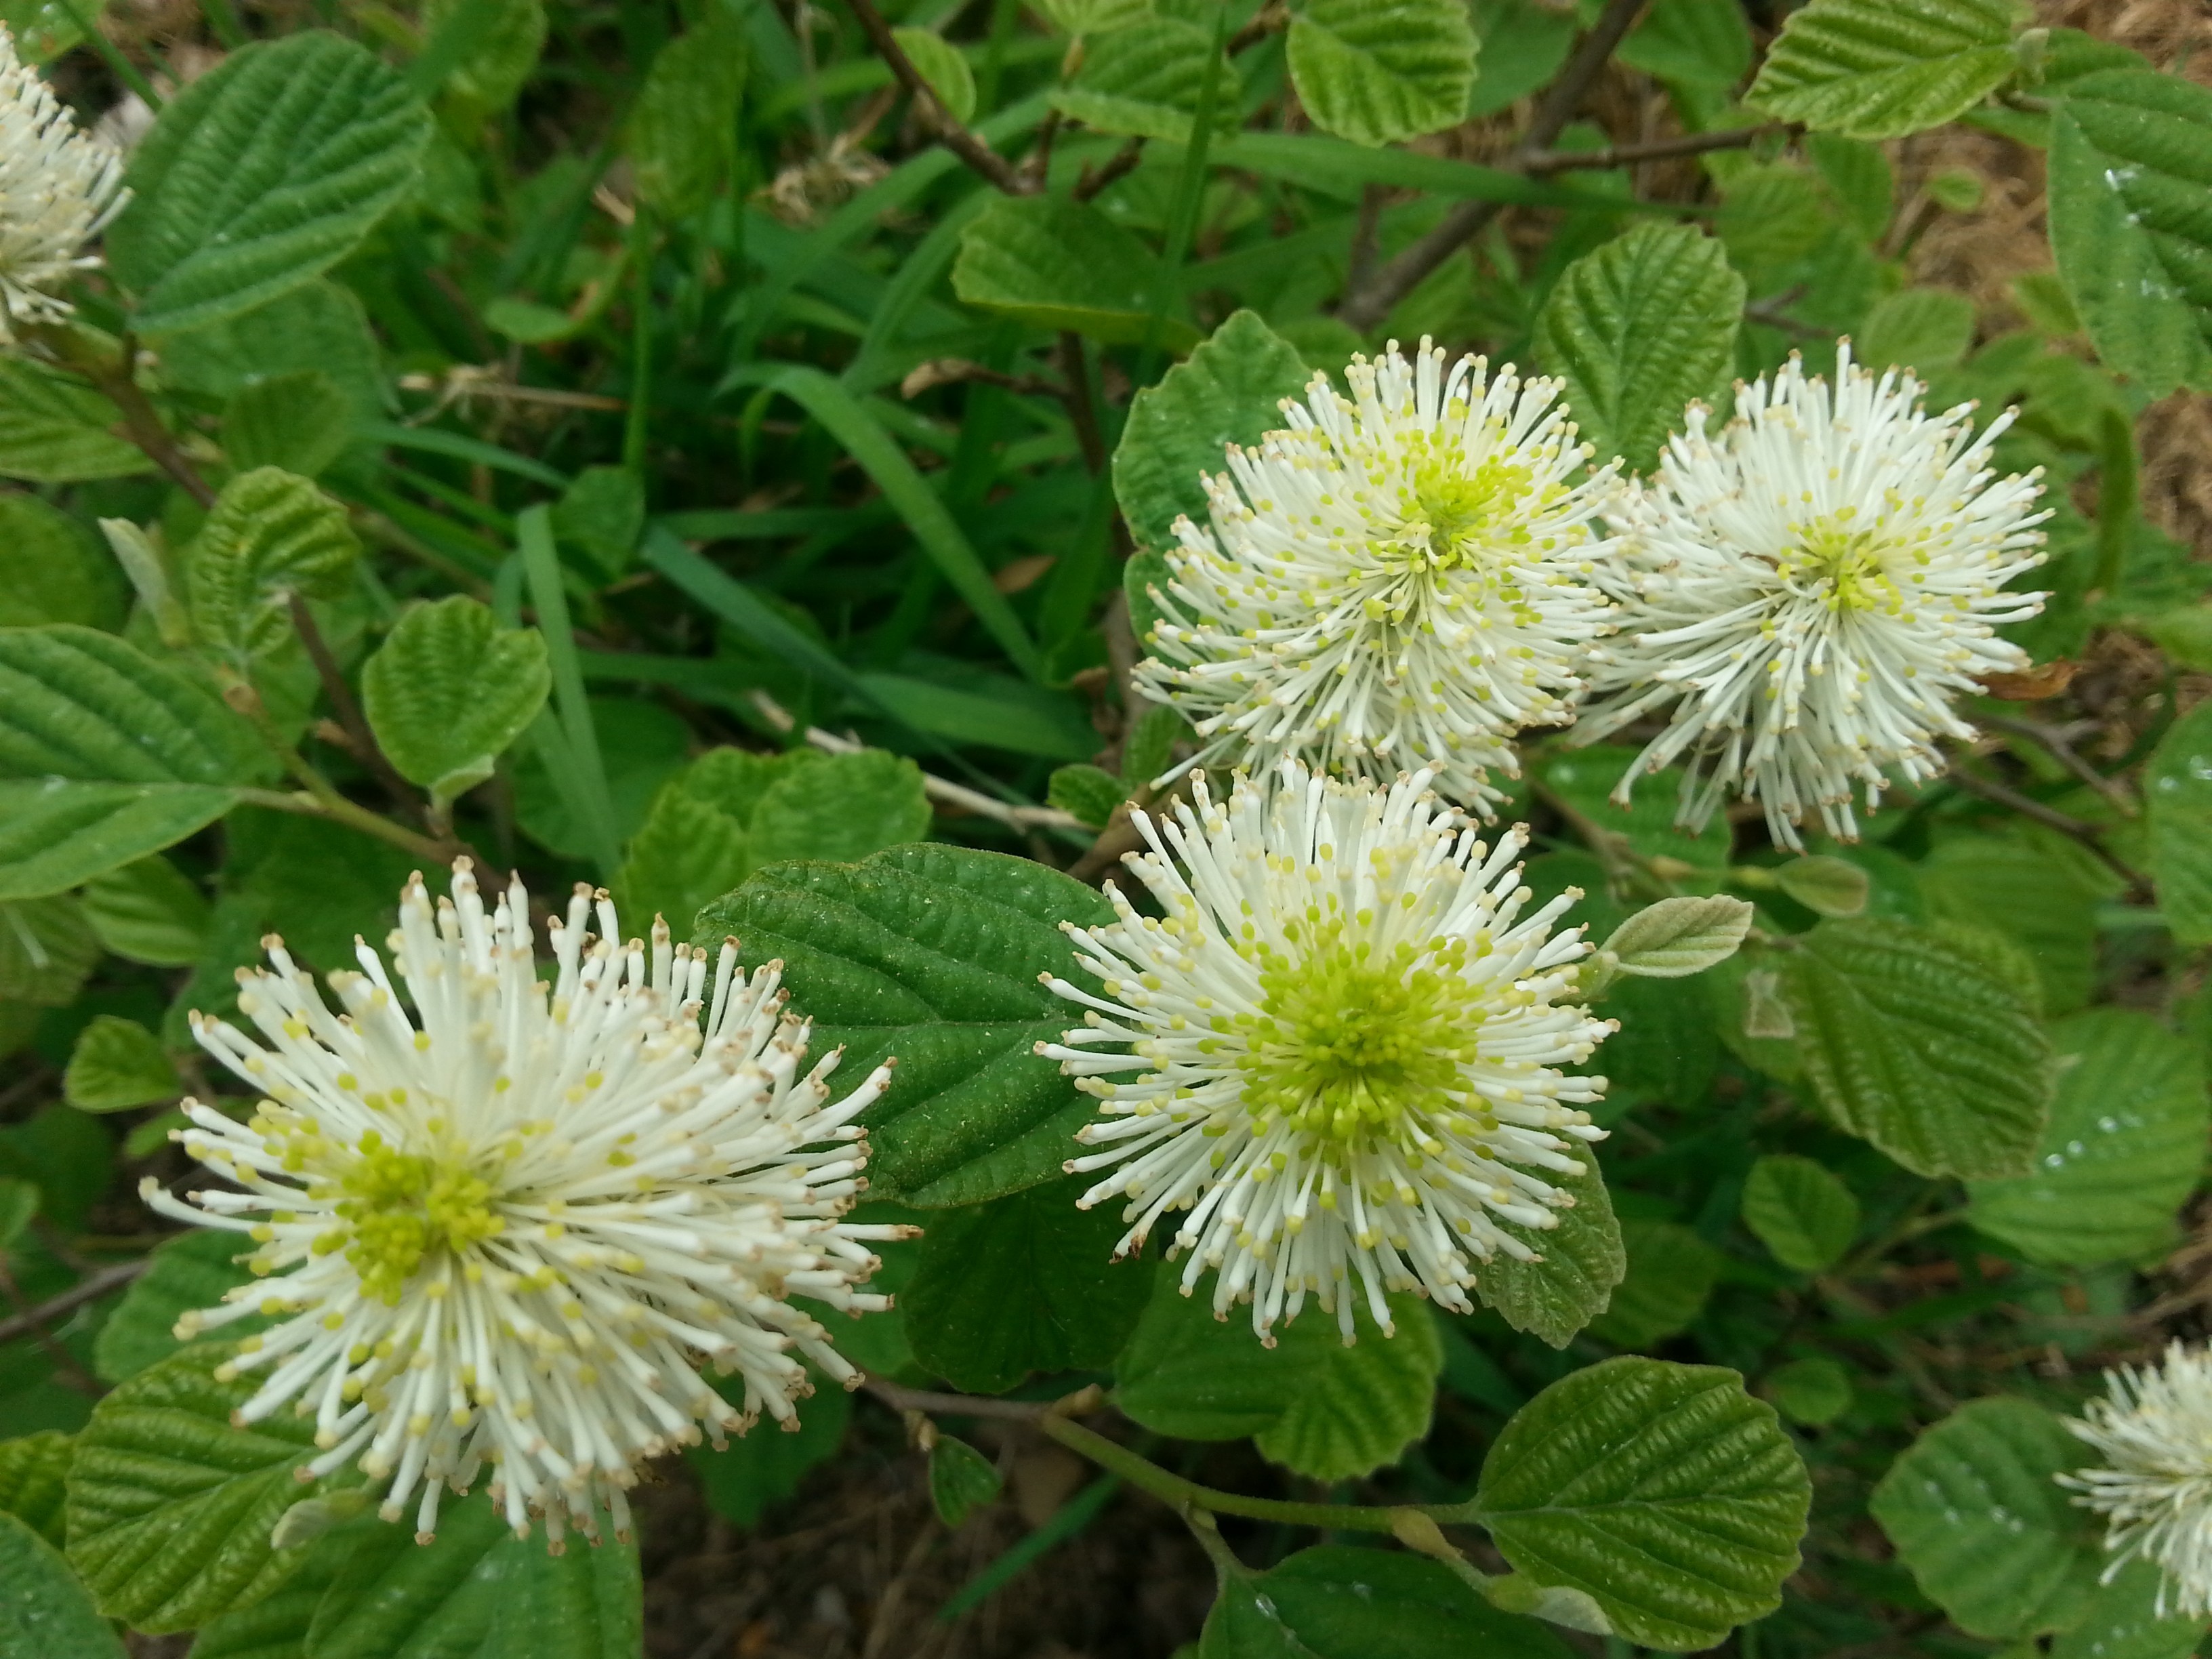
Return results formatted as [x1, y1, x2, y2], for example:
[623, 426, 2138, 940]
[1133, 340, 1618, 817]
[1037, 762, 1612, 1345]
[2062, 1342, 2212, 1618]
[1576, 343, 2048, 851]
[0, 25, 126, 340]
[142, 861, 905, 1547]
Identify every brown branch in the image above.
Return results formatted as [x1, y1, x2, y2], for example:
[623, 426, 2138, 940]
[0, 1258, 148, 1349]
[1336, 0, 1652, 332]
[81, 333, 218, 508]
[1982, 713, 2138, 819]
[1227, 1, 1286, 54]
[1945, 764, 2152, 897]
[1074, 137, 1145, 204]
[287, 592, 425, 825]
[1059, 331, 1107, 474]
[842, 0, 1031, 194]
[1522, 120, 1799, 175]
[1345, 184, 1385, 295]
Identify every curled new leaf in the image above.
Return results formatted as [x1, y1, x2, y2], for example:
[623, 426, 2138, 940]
[361, 595, 552, 811]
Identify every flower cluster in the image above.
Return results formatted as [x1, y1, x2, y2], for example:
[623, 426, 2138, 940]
[1040, 762, 1612, 1345]
[0, 25, 125, 340]
[1134, 340, 1617, 817]
[145, 862, 905, 1546]
[1576, 344, 2049, 849]
[2062, 1342, 2212, 1618]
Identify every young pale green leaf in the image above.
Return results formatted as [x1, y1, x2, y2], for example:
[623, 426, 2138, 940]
[1198, 1546, 1572, 1659]
[1054, 20, 1234, 144]
[1967, 1009, 2210, 1266]
[62, 1015, 180, 1113]
[109, 31, 432, 334]
[687, 1376, 851, 1528]
[2146, 697, 2212, 946]
[1533, 222, 1744, 476]
[1868, 1396, 2100, 1639]
[0, 493, 123, 628]
[1475, 1357, 1810, 1651]
[2049, 1559, 2206, 1659]
[1286, 0, 1478, 148]
[81, 855, 211, 968]
[1746, 0, 2026, 140]
[693, 844, 1114, 1205]
[953, 195, 1200, 350]
[2049, 69, 2212, 398]
[1774, 856, 1870, 919]
[91, 1231, 263, 1387]
[220, 369, 354, 480]
[0, 1511, 127, 1659]
[628, 12, 748, 218]
[1856, 287, 1977, 373]
[361, 596, 552, 809]
[185, 467, 360, 664]
[928, 1436, 1004, 1528]
[0, 895, 98, 1005]
[64, 1341, 324, 1633]
[552, 465, 645, 583]
[1473, 1164, 1624, 1349]
[902, 1177, 1155, 1394]
[1047, 763, 1124, 830]
[0, 1431, 73, 1545]
[0, 358, 144, 484]
[1764, 1357, 1853, 1427]
[893, 27, 975, 125]
[1599, 895, 1754, 981]
[1780, 919, 2051, 1179]
[1252, 1297, 1439, 1481]
[1114, 309, 1309, 558]
[1740, 1155, 1861, 1273]
[1586, 1220, 1723, 1350]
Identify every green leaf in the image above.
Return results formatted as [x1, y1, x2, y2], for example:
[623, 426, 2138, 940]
[1286, 0, 1478, 148]
[1199, 1545, 1572, 1659]
[92, 1232, 264, 1387]
[894, 27, 975, 125]
[2049, 68, 2212, 397]
[1746, 0, 2026, 140]
[1967, 1009, 2210, 1266]
[953, 195, 1200, 351]
[0, 1105, 114, 1231]
[1475, 1357, 1810, 1652]
[1868, 1396, 2099, 1639]
[1054, 19, 1233, 144]
[1764, 1356, 1853, 1427]
[418, 0, 546, 114]
[62, 1015, 180, 1113]
[2050, 1559, 2207, 1659]
[81, 855, 211, 968]
[1586, 1219, 1723, 1349]
[902, 1176, 1155, 1394]
[474, 1518, 642, 1659]
[0, 780, 243, 902]
[1599, 894, 1753, 979]
[65, 1341, 323, 1633]
[1740, 1155, 1861, 1273]
[1856, 287, 1977, 373]
[2146, 695, 2212, 946]
[1034, 0, 1151, 31]
[0, 895, 100, 1006]
[1922, 829, 2107, 1014]
[185, 468, 360, 665]
[750, 750, 933, 867]
[1047, 763, 1124, 830]
[0, 359, 145, 484]
[0, 1176, 37, 1248]
[302, 1502, 506, 1658]
[1618, 0, 1753, 89]
[628, 12, 747, 219]
[1540, 744, 1732, 876]
[1780, 919, 2051, 1179]
[928, 1437, 1003, 1527]
[1120, 703, 1187, 790]
[220, 371, 354, 480]
[1252, 1299, 1439, 1481]
[1473, 1164, 1625, 1348]
[184, 1521, 346, 1659]
[159, 280, 387, 426]
[1114, 310, 1309, 558]
[692, 845, 1114, 1205]
[0, 494, 123, 629]
[0, 1431, 73, 1545]
[110, 31, 433, 335]
[551, 466, 644, 583]
[361, 596, 551, 810]
[686, 1374, 851, 1528]
[0, 1511, 127, 1659]
[1773, 855, 1871, 920]
[1534, 224, 1744, 476]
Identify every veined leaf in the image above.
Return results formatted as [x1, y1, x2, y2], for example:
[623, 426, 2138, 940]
[0, 1431, 73, 1546]
[2049, 1559, 2206, 1659]
[0, 896, 99, 1006]
[0, 1511, 127, 1659]
[928, 1437, 1002, 1528]
[2146, 630, 2212, 945]
[1747, 0, 2026, 140]
[0, 493, 124, 628]
[109, 31, 433, 334]
[1534, 223, 1744, 476]
[1780, 919, 2051, 1179]
[0, 359, 145, 484]
[81, 854, 212, 968]
[1033, 0, 1151, 30]
[62, 1015, 180, 1113]
[0, 780, 242, 901]
[628, 12, 748, 218]
[1286, 0, 1478, 148]
[361, 595, 551, 810]
[954, 195, 1201, 352]
[92, 1231, 262, 1387]
[1473, 1164, 1625, 1349]
[1586, 1220, 1723, 1350]
[1200, 1546, 1572, 1658]
[893, 27, 975, 125]
[1054, 19, 1234, 144]
[185, 468, 360, 665]
[220, 370, 354, 480]
[1740, 1155, 1860, 1273]
[1599, 893, 1754, 979]
[1475, 1357, 1810, 1651]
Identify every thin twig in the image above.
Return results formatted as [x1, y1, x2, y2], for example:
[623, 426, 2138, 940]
[900, 359, 1064, 401]
[66, 331, 219, 508]
[287, 592, 426, 825]
[747, 692, 1086, 832]
[1522, 120, 1798, 174]
[842, 0, 1032, 194]
[1073, 137, 1145, 204]
[1226, 1, 1286, 54]
[1743, 287, 1825, 340]
[861, 1374, 1101, 1422]
[1983, 713, 2137, 819]
[1944, 764, 2152, 897]
[1345, 184, 1385, 295]
[1059, 331, 1107, 474]
[0, 1258, 149, 1348]
[1336, 0, 1650, 331]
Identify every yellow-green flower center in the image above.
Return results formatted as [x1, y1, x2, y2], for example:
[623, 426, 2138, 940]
[1389, 436, 1538, 571]
[323, 1130, 504, 1304]
[1235, 920, 1481, 1145]
[1782, 515, 1905, 613]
